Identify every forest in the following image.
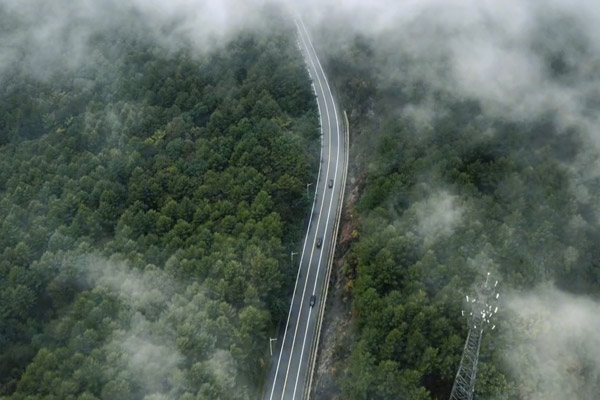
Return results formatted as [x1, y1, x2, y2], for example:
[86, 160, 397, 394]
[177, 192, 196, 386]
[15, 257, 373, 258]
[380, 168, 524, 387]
[319, 23, 600, 400]
[0, 7, 319, 400]
[4, 1, 600, 399]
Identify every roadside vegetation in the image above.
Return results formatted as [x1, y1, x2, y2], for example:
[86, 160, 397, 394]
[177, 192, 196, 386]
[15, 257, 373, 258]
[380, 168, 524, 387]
[0, 9, 318, 400]
[324, 32, 600, 399]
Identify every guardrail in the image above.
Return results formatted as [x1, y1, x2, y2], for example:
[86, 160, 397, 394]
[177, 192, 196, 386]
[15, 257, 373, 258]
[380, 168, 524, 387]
[304, 109, 350, 399]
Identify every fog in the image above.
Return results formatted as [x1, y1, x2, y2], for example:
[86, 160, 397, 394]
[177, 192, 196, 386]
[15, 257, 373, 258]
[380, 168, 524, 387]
[6, 0, 600, 143]
[4, 0, 600, 397]
[75, 255, 240, 398]
[503, 286, 600, 399]
[81, 257, 184, 396]
[414, 191, 463, 247]
[310, 0, 600, 146]
[303, 1, 600, 397]
[0, 0, 272, 81]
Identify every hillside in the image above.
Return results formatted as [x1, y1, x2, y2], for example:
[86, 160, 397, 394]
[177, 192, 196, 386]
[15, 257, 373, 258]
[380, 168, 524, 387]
[314, 19, 600, 400]
[0, 7, 319, 399]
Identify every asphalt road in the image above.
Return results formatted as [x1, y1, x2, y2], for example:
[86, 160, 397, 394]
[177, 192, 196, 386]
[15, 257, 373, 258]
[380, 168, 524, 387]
[262, 17, 346, 400]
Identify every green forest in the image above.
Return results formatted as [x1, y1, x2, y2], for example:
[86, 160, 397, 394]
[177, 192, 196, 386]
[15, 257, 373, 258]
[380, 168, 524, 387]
[4, 2, 600, 400]
[0, 9, 319, 400]
[322, 33, 600, 399]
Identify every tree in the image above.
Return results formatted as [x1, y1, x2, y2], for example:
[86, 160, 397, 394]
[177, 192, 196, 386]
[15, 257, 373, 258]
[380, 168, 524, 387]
[0, 12, 318, 399]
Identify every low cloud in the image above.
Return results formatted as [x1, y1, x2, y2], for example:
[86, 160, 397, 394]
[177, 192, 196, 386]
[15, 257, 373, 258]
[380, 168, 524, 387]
[64, 254, 240, 398]
[503, 286, 600, 399]
[85, 256, 175, 315]
[0, 0, 276, 82]
[83, 257, 184, 395]
[309, 0, 600, 149]
[108, 321, 184, 396]
[414, 191, 463, 246]
[6, 0, 600, 147]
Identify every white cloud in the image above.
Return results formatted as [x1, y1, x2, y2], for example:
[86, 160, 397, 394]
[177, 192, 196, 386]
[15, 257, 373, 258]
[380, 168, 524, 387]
[5, 0, 600, 139]
[414, 191, 463, 246]
[503, 286, 600, 399]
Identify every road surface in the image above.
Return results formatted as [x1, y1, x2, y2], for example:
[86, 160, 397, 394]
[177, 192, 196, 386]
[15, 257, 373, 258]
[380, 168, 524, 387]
[262, 17, 346, 400]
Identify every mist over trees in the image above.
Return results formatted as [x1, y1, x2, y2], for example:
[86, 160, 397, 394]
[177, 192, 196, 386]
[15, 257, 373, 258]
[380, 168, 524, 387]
[0, 5, 319, 399]
[313, 5, 600, 399]
[4, 0, 600, 399]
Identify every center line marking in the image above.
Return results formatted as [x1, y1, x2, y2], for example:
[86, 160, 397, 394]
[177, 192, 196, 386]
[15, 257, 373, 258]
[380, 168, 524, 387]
[267, 16, 333, 400]
[290, 18, 342, 400]
[278, 18, 334, 399]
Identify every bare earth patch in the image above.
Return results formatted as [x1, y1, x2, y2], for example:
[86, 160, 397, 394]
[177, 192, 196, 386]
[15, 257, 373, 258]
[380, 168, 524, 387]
[312, 172, 363, 399]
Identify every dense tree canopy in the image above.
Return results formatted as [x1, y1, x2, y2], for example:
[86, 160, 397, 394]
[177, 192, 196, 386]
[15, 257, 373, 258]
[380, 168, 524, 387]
[322, 31, 600, 399]
[0, 9, 318, 400]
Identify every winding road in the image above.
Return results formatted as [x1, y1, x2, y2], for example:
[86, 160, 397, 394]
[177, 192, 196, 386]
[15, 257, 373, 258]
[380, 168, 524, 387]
[262, 17, 347, 400]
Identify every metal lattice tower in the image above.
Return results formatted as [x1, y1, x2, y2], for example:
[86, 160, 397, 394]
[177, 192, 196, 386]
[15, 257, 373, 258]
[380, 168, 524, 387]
[449, 273, 499, 400]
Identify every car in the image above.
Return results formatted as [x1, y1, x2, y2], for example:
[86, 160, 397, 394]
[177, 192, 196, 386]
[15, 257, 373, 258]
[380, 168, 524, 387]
[316, 237, 322, 248]
[310, 295, 316, 307]
[328, 179, 334, 188]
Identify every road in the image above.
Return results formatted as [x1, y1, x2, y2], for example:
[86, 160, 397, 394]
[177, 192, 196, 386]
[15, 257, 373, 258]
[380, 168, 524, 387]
[262, 17, 346, 400]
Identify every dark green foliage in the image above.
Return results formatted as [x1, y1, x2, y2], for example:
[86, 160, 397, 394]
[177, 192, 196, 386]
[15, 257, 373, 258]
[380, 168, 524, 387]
[326, 34, 600, 399]
[0, 11, 318, 400]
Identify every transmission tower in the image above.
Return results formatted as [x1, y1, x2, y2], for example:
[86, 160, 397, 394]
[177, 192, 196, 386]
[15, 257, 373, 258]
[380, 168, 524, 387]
[449, 272, 499, 400]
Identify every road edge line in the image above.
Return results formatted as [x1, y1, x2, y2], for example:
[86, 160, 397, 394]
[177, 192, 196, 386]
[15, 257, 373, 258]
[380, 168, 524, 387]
[304, 109, 350, 400]
[262, 21, 327, 400]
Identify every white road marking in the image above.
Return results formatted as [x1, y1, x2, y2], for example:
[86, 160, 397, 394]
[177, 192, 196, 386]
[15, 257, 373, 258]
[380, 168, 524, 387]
[291, 18, 342, 400]
[278, 18, 334, 399]
[267, 17, 332, 400]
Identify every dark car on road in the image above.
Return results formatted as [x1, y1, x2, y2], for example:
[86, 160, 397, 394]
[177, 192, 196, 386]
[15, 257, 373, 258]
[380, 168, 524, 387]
[328, 179, 334, 188]
[316, 237, 322, 248]
[310, 295, 316, 307]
